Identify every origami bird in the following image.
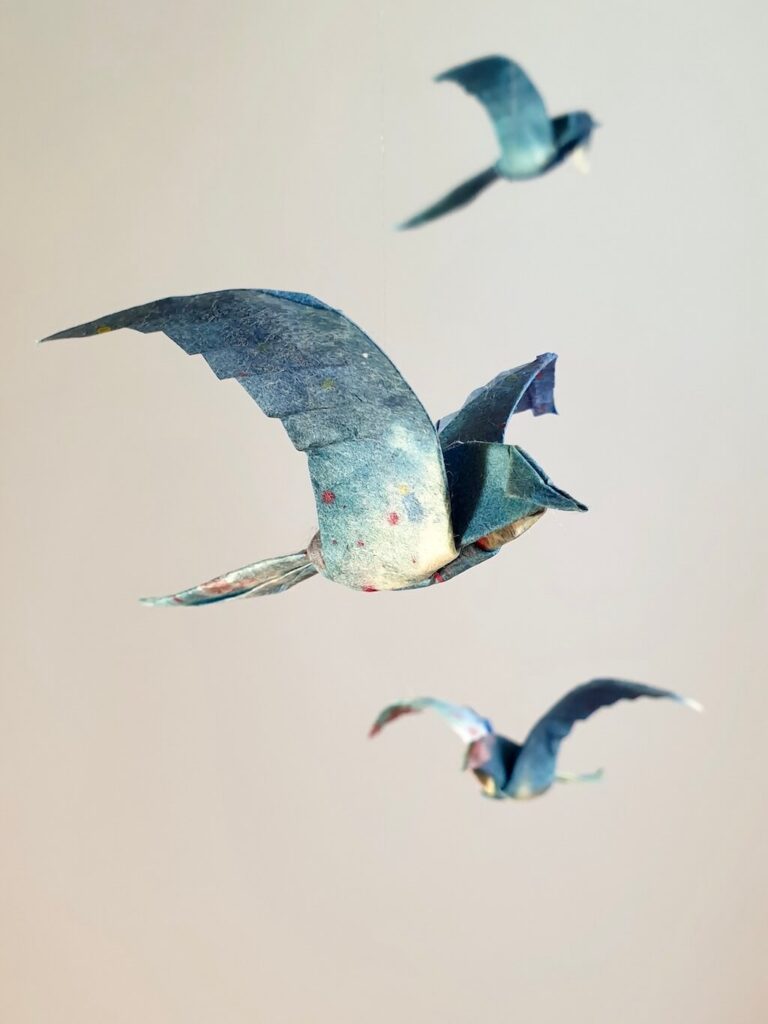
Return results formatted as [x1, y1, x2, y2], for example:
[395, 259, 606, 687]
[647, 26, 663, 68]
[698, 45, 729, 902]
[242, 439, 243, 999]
[401, 55, 598, 229]
[369, 681, 702, 800]
[41, 288, 585, 603]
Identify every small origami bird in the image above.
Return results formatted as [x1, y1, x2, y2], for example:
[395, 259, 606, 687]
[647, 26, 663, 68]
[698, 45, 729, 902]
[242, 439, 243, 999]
[401, 55, 598, 229]
[369, 681, 702, 800]
[41, 288, 585, 603]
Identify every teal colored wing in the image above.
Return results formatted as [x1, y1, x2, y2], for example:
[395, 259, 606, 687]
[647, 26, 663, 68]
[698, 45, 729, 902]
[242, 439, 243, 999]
[369, 697, 493, 743]
[41, 290, 457, 591]
[437, 56, 554, 177]
[509, 680, 702, 796]
[399, 166, 500, 230]
[437, 352, 557, 447]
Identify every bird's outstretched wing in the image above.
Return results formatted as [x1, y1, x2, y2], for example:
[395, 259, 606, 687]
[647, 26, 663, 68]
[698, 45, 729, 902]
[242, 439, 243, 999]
[41, 290, 456, 591]
[510, 679, 702, 794]
[369, 697, 492, 743]
[399, 166, 500, 230]
[437, 352, 557, 446]
[437, 56, 554, 176]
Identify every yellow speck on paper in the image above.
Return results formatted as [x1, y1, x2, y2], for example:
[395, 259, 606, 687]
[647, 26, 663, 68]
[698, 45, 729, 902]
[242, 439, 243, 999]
[96, 325, 112, 334]
[320, 378, 336, 390]
[397, 483, 410, 495]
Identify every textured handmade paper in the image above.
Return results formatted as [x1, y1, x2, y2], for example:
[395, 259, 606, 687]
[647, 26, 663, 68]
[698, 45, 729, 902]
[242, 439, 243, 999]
[42, 288, 585, 602]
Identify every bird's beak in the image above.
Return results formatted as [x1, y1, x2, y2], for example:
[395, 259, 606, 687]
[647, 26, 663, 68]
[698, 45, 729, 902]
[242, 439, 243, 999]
[475, 772, 499, 798]
[572, 146, 591, 174]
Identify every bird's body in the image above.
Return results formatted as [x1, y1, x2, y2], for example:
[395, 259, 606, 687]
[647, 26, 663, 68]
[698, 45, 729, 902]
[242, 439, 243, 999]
[370, 682, 702, 801]
[41, 288, 585, 604]
[401, 56, 598, 229]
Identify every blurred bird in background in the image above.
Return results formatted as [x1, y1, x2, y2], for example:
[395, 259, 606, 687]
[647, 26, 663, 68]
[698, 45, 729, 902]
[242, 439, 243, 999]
[370, 681, 701, 800]
[41, 288, 586, 603]
[401, 54, 598, 229]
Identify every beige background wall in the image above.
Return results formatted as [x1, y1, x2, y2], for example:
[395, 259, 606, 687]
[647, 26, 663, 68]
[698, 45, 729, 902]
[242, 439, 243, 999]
[2, 1, 766, 1021]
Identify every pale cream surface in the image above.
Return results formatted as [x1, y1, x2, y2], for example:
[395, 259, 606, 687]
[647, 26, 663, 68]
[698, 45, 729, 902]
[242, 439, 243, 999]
[1, 2, 767, 1023]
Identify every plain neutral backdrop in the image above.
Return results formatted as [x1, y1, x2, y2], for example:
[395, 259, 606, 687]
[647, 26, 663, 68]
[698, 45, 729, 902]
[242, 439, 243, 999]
[2, 2, 767, 1022]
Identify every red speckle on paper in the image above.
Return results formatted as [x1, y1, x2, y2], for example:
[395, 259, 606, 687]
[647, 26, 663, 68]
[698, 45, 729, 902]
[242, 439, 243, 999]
[362, 585, 378, 593]
[433, 572, 445, 584]
[387, 512, 400, 525]
[321, 490, 336, 504]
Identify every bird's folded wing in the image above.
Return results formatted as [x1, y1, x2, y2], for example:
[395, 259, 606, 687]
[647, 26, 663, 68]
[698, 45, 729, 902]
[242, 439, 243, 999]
[41, 289, 456, 590]
[513, 679, 701, 787]
[437, 352, 557, 446]
[437, 56, 554, 175]
[369, 697, 492, 742]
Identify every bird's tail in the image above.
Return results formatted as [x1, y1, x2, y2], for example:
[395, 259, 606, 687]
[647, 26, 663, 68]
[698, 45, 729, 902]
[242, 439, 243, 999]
[399, 166, 500, 229]
[140, 551, 318, 607]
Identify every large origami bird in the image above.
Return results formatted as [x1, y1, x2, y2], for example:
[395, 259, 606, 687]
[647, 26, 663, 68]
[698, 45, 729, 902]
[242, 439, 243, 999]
[401, 55, 598, 229]
[370, 681, 702, 800]
[41, 288, 585, 603]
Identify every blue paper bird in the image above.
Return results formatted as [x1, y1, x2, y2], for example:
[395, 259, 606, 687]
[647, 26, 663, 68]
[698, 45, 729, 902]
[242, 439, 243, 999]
[370, 681, 701, 800]
[401, 55, 598, 229]
[41, 289, 585, 603]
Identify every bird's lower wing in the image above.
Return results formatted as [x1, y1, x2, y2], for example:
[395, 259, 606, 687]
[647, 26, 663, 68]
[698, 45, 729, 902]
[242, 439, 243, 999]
[399, 166, 499, 230]
[41, 290, 456, 591]
[369, 697, 492, 743]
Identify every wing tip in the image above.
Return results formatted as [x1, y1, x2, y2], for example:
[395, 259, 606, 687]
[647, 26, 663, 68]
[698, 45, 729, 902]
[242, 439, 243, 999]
[396, 216, 421, 231]
[679, 696, 704, 713]
[434, 54, 509, 83]
[39, 323, 114, 343]
[38, 330, 72, 344]
[139, 594, 178, 608]
[368, 702, 422, 738]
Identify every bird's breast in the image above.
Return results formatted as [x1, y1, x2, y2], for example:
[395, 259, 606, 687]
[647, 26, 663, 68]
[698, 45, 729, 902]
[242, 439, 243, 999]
[310, 433, 457, 591]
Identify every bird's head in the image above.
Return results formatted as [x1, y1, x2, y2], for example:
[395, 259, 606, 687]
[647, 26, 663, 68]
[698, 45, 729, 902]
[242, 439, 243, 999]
[464, 733, 523, 799]
[572, 111, 600, 145]
[549, 111, 600, 171]
[444, 441, 587, 550]
[466, 744, 505, 799]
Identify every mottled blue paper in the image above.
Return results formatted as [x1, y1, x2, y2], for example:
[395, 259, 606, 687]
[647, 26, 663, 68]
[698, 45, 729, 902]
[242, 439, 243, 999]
[42, 289, 585, 603]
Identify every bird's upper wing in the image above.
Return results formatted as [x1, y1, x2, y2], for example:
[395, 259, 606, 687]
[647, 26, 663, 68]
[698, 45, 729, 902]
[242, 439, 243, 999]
[436, 352, 557, 446]
[41, 290, 456, 591]
[369, 697, 492, 743]
[512, 679, 701, 792]
[437, 56, 554, 175]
